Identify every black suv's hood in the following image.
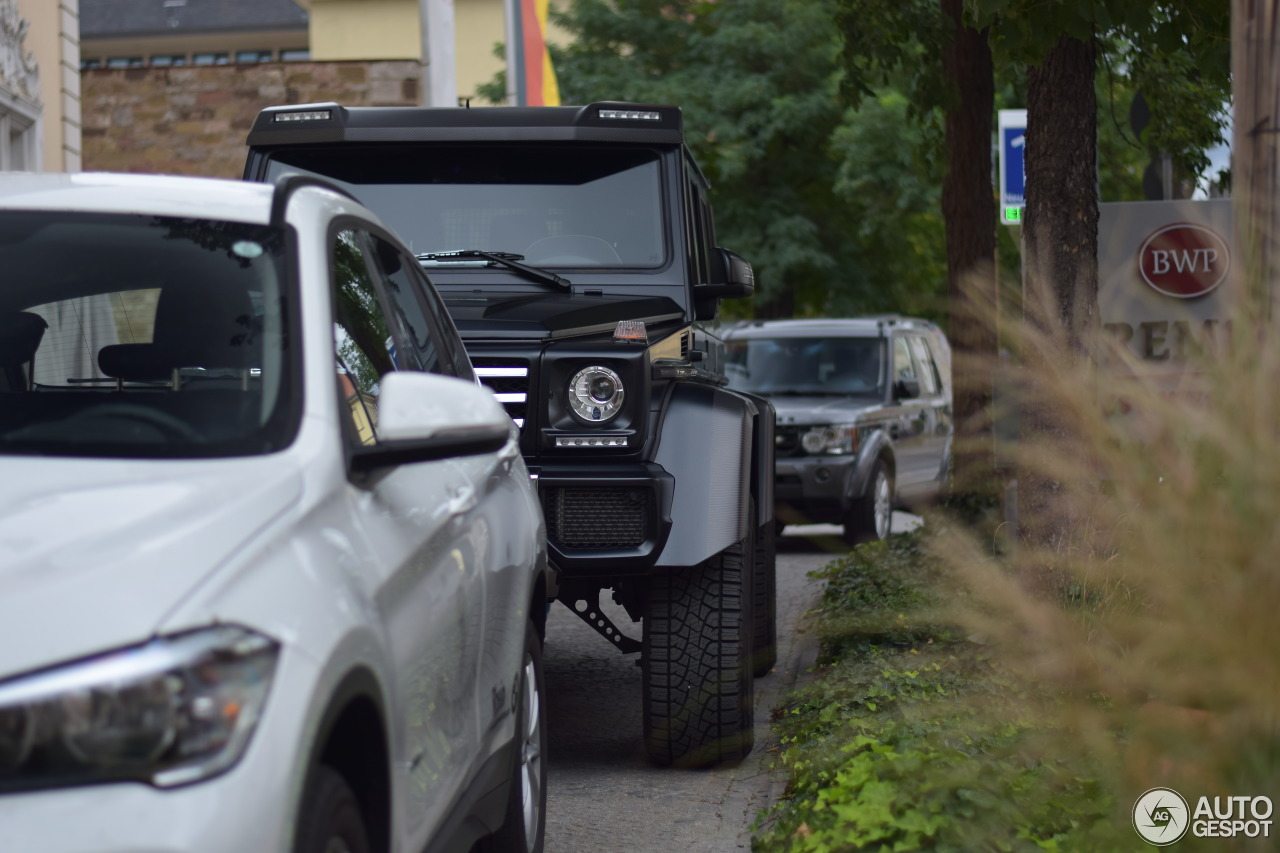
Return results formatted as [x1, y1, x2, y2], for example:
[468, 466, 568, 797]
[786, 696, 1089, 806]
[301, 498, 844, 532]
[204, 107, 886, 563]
[440, 291, 685, 341]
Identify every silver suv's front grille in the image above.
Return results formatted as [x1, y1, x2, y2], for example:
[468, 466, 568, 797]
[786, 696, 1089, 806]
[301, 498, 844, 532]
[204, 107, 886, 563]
[473, 362, 529, 428]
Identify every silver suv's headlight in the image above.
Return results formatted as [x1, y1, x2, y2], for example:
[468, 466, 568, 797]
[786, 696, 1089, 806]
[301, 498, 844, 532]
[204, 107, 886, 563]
[801, 424, 858, 455]
[568, 365, 625, 423]
[0, 626, 278, 790]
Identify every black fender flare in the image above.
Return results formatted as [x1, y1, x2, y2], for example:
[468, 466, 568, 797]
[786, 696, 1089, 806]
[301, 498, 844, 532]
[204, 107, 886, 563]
[653, 383, 757, 568]
[730, 389, 776, 529]
[844, 429, 896, 510]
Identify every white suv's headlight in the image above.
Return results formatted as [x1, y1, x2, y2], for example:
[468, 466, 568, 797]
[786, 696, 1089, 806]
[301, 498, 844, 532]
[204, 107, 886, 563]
[0, 626, 278, 790]
[800, 424, 858, 455]
[568, 365, 625, 423]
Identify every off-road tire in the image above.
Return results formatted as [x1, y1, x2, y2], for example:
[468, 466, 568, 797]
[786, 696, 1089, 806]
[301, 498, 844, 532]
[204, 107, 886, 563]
[295, 765, 370, 853]
[642, 538, 755, 768]
[843, 458, 892, 545]
[479, 619, 547, 853]
[750, 518, 778, 677]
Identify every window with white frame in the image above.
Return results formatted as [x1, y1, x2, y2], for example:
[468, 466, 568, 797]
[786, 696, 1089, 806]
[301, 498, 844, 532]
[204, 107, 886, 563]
[0, 105, 38, 172]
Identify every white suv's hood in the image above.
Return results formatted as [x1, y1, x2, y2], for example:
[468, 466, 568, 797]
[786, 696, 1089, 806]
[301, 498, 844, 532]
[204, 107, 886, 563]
[0, 457, 302, 679]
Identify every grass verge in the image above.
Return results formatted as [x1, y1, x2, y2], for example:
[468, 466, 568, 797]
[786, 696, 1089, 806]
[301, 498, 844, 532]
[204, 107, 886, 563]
[752, 529, 1132, 852]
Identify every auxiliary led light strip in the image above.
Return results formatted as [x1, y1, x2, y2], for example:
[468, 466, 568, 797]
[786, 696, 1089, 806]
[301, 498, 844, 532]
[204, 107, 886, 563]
[556, 436, 628, 448]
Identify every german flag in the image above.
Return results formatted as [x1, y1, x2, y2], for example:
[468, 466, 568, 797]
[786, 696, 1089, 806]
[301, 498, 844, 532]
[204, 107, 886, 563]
[509, 0, 560, 106]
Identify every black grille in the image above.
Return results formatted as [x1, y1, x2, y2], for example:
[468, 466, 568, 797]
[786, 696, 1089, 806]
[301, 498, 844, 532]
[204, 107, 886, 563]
[543, 487, 651, 549]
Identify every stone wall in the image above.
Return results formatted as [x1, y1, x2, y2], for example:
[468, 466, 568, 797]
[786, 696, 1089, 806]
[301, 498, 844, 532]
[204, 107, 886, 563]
[81, 61, 422, 178]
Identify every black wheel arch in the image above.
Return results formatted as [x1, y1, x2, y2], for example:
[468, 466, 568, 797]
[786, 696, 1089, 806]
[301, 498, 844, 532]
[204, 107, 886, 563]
[298, 668, 391, 853]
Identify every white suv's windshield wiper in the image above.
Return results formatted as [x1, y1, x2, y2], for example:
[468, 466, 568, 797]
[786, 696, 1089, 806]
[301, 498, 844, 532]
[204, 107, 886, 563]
[416, 249, 571, 291]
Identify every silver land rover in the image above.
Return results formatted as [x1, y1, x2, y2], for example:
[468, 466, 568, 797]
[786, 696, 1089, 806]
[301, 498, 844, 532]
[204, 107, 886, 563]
[725, 317, 952, 544]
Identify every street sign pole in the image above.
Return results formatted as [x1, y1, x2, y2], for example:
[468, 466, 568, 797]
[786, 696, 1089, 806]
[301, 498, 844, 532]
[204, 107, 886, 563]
[998, 109, 1027, 226]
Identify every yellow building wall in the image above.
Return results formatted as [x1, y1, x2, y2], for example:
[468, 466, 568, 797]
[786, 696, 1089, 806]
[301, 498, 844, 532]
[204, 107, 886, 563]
[455, 0, 504, 103]
[302, 0, 568, 105]
[309, 0, 422, 61]
[15, 0, 80, 170]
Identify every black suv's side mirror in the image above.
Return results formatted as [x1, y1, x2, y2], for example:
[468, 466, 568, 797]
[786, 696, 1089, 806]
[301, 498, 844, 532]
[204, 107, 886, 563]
[693, 248, 755, 320]
[701, 248, 755, 299]
[895, 377, 921, 400]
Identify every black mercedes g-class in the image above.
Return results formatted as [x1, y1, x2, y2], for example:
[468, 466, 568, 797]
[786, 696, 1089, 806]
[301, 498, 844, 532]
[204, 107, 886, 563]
[244, 101, 776, 767]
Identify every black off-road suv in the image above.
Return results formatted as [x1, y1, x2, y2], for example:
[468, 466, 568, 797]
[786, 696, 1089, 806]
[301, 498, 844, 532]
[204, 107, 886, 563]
[244, 101, 776, 767]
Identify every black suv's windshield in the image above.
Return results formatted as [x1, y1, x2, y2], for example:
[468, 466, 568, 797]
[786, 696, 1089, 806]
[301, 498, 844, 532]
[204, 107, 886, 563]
[725, 337, 884, 396]
[0, 212, 295, 459]
[263, 144, 666, 269]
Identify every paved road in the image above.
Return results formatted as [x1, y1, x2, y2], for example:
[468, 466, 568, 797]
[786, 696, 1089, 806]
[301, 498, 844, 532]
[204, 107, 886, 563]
[540, 516, 918, 852]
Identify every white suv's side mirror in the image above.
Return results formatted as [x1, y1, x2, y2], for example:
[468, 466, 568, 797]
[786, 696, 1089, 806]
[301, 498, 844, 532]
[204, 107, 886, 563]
[349, 371, 514, 474]
[377, 370, 511, 440]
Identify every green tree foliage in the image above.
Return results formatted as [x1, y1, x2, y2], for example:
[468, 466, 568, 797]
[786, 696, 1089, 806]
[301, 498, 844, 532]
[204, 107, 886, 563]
[545, 0, 949, 319]
[973, 0, 1230, 193]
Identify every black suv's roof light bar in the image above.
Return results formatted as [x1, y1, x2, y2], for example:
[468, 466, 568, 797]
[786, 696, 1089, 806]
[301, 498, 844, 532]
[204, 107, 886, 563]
[247, 101, 682, 146]
[598, 109, 662, 121]
[272, 108, 333, 123]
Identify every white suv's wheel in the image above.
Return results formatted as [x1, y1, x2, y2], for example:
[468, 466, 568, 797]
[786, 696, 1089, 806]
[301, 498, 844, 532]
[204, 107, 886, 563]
[480, 619, 547, 853]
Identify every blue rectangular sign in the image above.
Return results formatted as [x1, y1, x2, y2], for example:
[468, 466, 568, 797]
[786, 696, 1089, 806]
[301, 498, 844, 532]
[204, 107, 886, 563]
[998, 110, 1026, 226]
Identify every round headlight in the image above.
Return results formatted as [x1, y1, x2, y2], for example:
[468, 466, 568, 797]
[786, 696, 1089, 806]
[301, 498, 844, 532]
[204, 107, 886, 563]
[801, 428, 830, 454]
[569, 366, 625, 423]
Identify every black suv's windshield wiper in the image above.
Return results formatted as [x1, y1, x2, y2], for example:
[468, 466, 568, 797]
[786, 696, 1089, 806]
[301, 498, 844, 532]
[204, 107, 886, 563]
[416, 250, 571, 291]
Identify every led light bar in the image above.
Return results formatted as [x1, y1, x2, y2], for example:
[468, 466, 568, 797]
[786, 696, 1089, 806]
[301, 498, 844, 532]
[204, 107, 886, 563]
[555, 436, 628, 448]
[273, 109, 332, 123]
[599, 109, 661, 121]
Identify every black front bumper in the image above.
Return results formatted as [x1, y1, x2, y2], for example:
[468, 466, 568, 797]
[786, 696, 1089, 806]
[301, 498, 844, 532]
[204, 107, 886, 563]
[530, 462, 675, 577]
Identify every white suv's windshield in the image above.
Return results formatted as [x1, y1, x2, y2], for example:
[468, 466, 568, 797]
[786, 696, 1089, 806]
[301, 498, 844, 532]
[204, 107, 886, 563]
[726, 337, 885, 396]
[263, 144, 666, 268]
[0, 212, 295, 458]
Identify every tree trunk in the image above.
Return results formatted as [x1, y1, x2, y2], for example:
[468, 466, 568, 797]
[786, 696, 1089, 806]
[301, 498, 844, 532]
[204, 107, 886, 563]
[1233, 0, 1280, 321]
[1017, 32, 1099, 551]
[939, 0, 997, 505]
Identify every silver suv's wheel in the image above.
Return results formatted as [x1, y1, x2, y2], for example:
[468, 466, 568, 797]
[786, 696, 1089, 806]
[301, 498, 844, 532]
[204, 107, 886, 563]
[843, 459, 892, 545]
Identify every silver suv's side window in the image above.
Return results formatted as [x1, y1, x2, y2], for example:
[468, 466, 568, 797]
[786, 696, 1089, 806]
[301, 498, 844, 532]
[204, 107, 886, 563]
[907, 336, 940, 396]
[892, 337, 917, 386]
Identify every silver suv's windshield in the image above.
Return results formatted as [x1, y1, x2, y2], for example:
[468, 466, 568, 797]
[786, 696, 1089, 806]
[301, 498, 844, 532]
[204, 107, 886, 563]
[263, 144, 666, 268]
[725, 337, 884, 396]
[0, 212, 295, 459]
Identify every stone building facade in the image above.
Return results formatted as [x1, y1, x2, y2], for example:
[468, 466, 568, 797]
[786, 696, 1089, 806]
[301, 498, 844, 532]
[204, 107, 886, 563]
[81, 60, 419, 178]
[4, 0, 81, 171]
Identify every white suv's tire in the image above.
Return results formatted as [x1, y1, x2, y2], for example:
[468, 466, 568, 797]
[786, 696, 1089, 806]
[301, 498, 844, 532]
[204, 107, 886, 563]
[295, 766, 370, 853]
[480, 619, 547, 853]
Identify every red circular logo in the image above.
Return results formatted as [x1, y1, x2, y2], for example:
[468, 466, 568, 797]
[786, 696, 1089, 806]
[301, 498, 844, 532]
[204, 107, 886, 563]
[1138, 223, 1230, 299]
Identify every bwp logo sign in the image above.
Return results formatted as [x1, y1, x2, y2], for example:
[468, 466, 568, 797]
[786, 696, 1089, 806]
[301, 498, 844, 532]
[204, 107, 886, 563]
[1138, 222, 1231, 299]
[1134, 787, 1190, 846]
[1134, 788, 1275, 845]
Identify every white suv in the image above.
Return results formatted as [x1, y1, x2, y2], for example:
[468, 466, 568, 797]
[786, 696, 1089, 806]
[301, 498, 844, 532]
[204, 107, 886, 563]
[0, 173, 549, 853]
